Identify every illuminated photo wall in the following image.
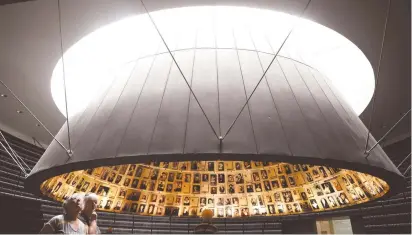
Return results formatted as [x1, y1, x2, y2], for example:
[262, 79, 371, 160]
[41, 161, 388, 218]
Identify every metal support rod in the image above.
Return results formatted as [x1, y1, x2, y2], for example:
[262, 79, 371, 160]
[364, 0, 392, 152]
[403, 165, 411, 176]
[0, 79, 71, 155]
[57, 0, 73, 153]
[365, 109, 410, 156]
[222, 0, 312, 139]
[397, 153, 411, 168]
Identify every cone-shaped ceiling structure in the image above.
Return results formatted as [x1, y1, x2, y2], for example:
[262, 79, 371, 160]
[26, 6, 403, 218]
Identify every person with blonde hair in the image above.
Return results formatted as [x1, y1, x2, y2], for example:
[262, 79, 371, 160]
[39, 193, 87, 234]
[79, 193, 100, 234]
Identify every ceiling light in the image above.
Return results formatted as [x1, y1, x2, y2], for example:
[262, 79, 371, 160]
[0, 94, 7, 98]
[50, 6, 375, 118]
[16, 110, 23, 114]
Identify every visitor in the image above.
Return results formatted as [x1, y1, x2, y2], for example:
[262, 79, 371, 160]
[39, 193, 87, 234]
[79, 193, 101, 234]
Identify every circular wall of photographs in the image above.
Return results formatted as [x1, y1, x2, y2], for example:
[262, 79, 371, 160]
[40, 161, 389, 218]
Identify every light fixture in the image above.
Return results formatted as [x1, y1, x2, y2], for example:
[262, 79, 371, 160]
[16, 110, 23, 114]
[26, 6, 403, 218]
[0, 94, 7, 98]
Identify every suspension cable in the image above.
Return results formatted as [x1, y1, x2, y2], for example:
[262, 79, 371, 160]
[57, 0, 72, 153]
[139, 0, 220, 140]
[222, 0, 312, 139]
[0, 134, 28, 176]
[0, 79, 71, 155]
[397, 153, 411, 169]
[403, 165, 411, 176]
[365, 109, 410, 157]
[0, 130, 30, 171]
[364, 0, 392, 153]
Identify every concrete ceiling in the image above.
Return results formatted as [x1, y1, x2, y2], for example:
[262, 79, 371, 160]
[0, 0, 410, 147]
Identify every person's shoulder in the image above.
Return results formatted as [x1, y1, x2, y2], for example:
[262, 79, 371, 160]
[49, 214, 64, 223]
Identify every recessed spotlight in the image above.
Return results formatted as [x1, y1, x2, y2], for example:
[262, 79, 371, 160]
[16, 110, 23, 114]
[36, 123, 41, 127]
[0, 94, 7, 98]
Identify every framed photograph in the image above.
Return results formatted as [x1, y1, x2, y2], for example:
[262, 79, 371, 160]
[147, 204, 155, 214]
[211, 187, 217, 194]
[119, 165, 128, 175]
[131, 179, 139, 188]
[288, 176, 296, 187]
[127, 165, 136, 176]
[225, 207, 233, 217]
[246, 184, 254, 193]
[284, 165, 292, 174]
[200, 197, 207, 206]
[210, 174, 217, 186]
[236, 185, 245, 194]
[321, 182, 335, 194]
[130, 203, 138, 213]
[207, 162, 215, 171]
[217, 197, 224, 206]
[252, 172, 260, 182]
[235, 173, 244, 184]
[182, 207, 189, 216]
[263, 181, 271, 191]
[202, 174, 209, 182]
[235, 162, 242, 170]
[193, 184, 200, 194]
[107, 172, 116, 183]
[184, 173, 191, 183]
[217, 208, 224, 217]
[217, 162, 225, 171]
[191, 161, 199, 170]
[151, 169, 159, 180]
[193, 173, 201, 184]
[268, 205, 275, 214]
[310, 199, 319, 210]
[207, 198, 214, 206]
[166, 183, 173, 192]
[157, 206, 165, 216]
[138, 204, 146, 213]
[123, 178, 131, 187]
[279, 176, 288, 188]
[183, 196, 190, 206]
[241, 207, 249, 216]
[228, 184, 235, 194]
[254, 183, 263, 192]
[174, 181, 182, 192]
[159, 171, 168, 181]
[180, 162, 188, 171]
[320, 198, 330, 209]
[271, 180, 280, 189]
[218, 174, 225, 183]
[243, 161, 252, 169]
[218, 185, 226, 194]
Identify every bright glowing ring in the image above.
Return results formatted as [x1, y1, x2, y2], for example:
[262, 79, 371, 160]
[51, 6, 374, 117]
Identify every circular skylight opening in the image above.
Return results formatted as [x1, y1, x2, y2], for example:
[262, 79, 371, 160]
[51, 6, 375, 117]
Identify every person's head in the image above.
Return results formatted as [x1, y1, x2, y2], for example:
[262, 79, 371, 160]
[63, 193, 84, 218]
[83, 193, 98, 216]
